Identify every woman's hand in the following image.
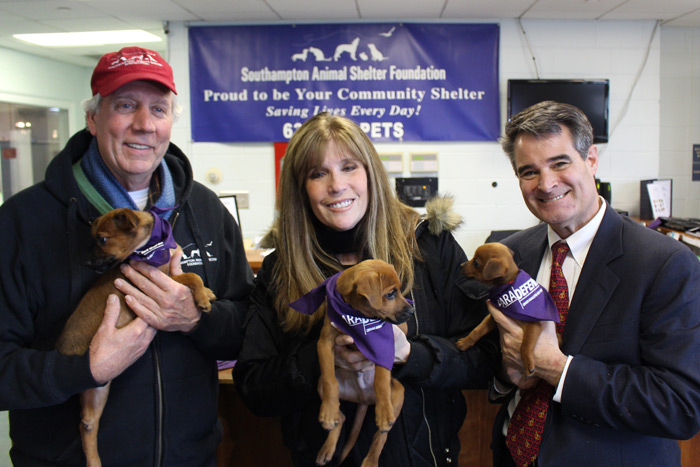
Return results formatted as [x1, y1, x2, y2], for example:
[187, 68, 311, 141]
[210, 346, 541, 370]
[393, 324, 411, 364]
[333, 333, 376, 403]
[331, 324, 409, 403]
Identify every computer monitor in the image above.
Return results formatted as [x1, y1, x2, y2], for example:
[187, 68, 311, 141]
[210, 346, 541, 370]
[508, 79, 610, 143]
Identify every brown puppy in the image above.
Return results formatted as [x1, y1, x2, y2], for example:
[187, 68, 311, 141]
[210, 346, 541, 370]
[55, 208, 216, 467]
[298, 259, 413, 467]
[456, 242, 544, 376]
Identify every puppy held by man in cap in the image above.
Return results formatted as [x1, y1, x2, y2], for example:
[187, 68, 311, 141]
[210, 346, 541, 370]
[56, 208, 215, 467]
[290, 259, 414, 467]
[456, 242, 559, 376]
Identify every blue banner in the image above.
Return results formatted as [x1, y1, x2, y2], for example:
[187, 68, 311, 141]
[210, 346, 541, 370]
[189, 23, 500, 142]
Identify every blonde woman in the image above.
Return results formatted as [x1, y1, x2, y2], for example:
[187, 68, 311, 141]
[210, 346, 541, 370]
[234, 113, 498, 466]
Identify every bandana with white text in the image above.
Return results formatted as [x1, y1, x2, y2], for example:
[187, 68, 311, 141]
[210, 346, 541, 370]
[127, 206, 177, 266]
[489, 270, 560, 322]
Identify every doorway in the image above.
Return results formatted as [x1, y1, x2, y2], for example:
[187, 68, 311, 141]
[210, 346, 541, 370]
[0, 102, 69, 204]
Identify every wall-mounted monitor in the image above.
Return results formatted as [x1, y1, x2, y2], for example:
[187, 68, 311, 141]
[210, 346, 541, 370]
[507, 79, 610, 143]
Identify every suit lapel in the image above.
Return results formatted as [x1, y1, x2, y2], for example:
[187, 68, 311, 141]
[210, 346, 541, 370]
[561, 206, 623, 354]
[512, 224, 548, 277]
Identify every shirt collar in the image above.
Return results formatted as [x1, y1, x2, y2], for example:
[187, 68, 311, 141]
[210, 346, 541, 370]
[547, 196, 606, 268]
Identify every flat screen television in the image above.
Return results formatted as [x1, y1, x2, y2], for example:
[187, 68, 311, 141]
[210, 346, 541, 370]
[507, 79, 610, 143]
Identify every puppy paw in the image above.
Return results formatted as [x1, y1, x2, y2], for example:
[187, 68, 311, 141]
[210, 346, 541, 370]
[194, 287, 216, 312]
[174, 273, 216, 312]
[318, 403, 341, 431]
[522, 355, 536, 378]
[375, 403, 396, 433]
[456, 335, 476, 351]
[316, 440, 336, 465]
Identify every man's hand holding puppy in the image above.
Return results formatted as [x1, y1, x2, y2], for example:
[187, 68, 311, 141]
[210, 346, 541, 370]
[89, 295, 156, 385]
[114, 250, 202, 333]
[488, 302, 567, 389]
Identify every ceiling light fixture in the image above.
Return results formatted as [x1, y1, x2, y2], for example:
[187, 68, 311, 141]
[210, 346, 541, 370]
[12, 30, 161, 47]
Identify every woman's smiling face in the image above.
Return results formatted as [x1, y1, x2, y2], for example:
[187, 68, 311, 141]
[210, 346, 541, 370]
[305, 141, 369, 232]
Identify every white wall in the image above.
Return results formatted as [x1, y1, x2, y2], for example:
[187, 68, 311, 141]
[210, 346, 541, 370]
[0, 47, 91, 135]
[660, 27, 700, 219]
[167, 19, 666, 257]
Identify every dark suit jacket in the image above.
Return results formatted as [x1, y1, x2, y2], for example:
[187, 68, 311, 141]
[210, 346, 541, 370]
[493, 205, 700, 466]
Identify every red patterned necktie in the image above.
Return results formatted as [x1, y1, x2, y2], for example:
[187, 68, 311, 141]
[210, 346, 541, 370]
[506, 241, 570, 467]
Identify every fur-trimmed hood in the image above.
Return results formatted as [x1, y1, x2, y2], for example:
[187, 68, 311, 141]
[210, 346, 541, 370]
[423, 195, 463, 235]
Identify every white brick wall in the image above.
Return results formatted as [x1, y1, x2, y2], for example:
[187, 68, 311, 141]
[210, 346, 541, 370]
[660, 27, 700, 220]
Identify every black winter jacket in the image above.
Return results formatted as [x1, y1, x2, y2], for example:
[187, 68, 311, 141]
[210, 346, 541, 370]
[0, 129, 254, 466]
[233, 213, 500, 466]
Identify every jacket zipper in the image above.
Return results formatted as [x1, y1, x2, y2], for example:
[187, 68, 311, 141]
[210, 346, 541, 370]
[154, 337, 164, 466]
[154, 207, 177, 466]
[411, 290, 438, 467]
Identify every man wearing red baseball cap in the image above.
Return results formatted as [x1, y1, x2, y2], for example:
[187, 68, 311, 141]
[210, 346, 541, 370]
[90, 46, 177, 97]
[0, 46, 254, 466]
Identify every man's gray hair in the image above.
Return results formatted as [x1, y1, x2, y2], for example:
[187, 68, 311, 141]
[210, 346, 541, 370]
[81, 92, 182, 121]
[500, 100, 594, 173]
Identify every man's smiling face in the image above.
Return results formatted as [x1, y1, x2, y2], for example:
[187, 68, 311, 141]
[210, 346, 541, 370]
[87, 80, 173, 191]
[513, 125, 601, 239]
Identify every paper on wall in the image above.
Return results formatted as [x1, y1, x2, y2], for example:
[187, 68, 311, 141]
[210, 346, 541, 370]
[646, 182, 671, 218]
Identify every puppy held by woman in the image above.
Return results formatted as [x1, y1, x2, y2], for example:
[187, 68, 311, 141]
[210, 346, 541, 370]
[233, 112, 499, 466]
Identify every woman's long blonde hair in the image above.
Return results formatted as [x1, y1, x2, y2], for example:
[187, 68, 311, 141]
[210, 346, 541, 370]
[270, 112, 421, 335]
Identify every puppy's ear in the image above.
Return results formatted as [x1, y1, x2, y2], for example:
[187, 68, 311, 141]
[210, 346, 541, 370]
[113, 209, 139, 232]
[482, 258, 508, 282]
[353, 271, 384, 311]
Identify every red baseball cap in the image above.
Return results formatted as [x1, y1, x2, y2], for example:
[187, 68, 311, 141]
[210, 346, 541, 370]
[90, 46, 177, 97]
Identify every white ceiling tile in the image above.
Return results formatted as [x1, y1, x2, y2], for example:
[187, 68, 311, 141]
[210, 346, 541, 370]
[356, 0, 444, 19]
[267, 0, 359, 20]
[0, 0, 105, 20]
[442, 0, 533, 19]
[603, 0, 700, 20]
[3, 0, 700, 64]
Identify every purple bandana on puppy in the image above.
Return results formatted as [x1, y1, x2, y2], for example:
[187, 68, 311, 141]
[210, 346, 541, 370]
[128, 206, 177, 267]
[290, 272, 413, 370]
[489, 270, 560, 323]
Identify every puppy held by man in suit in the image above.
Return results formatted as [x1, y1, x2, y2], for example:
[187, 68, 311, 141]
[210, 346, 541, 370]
[56, 208, 215, 467]
[290, 259, 414, 467]
[456, 242, 559, 376]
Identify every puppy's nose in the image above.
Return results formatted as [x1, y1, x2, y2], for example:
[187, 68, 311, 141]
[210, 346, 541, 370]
[87, 256, 117, 273]
[395, 305, 415, 324]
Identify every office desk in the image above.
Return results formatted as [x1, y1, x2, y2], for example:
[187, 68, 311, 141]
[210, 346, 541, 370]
[244, 248, 265, 274]
[216, 368, 293, 467]
[632, 217, 700, 256]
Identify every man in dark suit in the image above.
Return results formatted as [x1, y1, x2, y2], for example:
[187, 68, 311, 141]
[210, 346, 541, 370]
[489, 100, 700, 466]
